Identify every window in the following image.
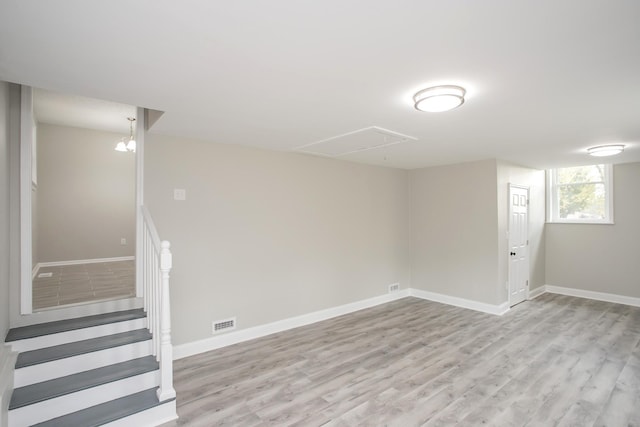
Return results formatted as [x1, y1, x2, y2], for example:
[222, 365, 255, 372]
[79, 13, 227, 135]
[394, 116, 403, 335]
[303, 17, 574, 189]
[547, 164, 613, 223]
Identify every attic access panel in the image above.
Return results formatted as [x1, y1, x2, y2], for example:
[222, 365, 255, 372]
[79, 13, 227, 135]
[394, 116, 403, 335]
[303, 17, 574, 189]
[295, 126, 418, 157]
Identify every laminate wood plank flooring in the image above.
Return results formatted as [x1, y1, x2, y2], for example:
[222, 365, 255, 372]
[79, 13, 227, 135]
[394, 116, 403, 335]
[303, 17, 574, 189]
[32, 260, 135, 310]
[167, 294, 640, 426]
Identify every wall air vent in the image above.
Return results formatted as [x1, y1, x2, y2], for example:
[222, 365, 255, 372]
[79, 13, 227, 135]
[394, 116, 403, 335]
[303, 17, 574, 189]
[212, 317, 236, 334]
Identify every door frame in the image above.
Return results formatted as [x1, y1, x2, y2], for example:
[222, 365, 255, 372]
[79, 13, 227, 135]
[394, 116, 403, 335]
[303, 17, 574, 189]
[19, 86, 145, 315]
[19, 86, 34, 314]
[507, 183, 530, 307]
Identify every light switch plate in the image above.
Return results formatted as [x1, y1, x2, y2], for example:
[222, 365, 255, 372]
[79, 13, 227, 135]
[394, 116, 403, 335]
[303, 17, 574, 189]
[174, 189, 186, 200]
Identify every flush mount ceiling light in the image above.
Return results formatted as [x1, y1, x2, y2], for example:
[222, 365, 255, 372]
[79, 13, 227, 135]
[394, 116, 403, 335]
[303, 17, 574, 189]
[587, 144, 625, 157]
[413, 85, 466, 112]
[115, 117, 136, 152]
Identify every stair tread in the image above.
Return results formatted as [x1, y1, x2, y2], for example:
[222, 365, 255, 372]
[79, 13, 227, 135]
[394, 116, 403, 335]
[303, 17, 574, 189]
[15, 329, 152, 368]
[5, 309, 146, 342]
[9, 356, 159, 409]
[32, 388, 173, 427]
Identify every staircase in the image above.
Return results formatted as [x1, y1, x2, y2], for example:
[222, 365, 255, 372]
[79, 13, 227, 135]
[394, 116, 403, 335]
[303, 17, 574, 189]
[5, 309, 176, 426]
[3, 206, 177, 426]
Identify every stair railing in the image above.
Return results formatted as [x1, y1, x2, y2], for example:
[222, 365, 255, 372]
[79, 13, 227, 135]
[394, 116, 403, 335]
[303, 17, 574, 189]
[141, 205, 176, 401]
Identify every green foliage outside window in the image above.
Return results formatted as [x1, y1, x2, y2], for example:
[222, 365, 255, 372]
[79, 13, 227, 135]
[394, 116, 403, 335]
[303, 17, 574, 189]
[555, 165, 606, 220]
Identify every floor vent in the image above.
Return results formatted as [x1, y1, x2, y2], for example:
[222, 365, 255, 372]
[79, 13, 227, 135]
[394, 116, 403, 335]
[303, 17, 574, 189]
[212, 317, 236, 334]
[37, 272, 53, 278]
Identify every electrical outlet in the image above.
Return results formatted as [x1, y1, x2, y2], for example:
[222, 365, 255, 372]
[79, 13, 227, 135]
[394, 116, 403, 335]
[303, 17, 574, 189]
[120, 238, 127, 245]
[388, 283, 400, 293]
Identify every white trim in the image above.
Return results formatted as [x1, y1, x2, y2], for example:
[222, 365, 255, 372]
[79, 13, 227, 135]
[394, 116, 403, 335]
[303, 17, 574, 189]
[32, 263, 39, 280]
[547, 164, 614, 224]
[527, 286, 546, 300]
[20, 85, 34, 315]
[0, 346, 18, 427]
[173, 289, 411, 359]
[545, 285, 640, 307]
[135, 106, 145, 298]
[173, 288, 514, 360]
[35, 256, 135, 269]
[409, 288, 510, 316]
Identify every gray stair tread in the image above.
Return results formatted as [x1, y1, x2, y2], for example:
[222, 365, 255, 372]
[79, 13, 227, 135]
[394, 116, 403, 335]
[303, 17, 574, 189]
[5, 309, 146, 342]
[15, 329, 152, 368]
[33, 388, 173, 427]
[9, 356, 159, 409]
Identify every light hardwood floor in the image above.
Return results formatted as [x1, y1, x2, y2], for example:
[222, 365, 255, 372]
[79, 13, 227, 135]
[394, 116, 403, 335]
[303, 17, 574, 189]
[168, 294, 640, 426]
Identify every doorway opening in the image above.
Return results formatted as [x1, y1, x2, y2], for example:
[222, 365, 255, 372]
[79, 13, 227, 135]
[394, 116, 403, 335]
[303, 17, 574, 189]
[21, 86, 139, 312]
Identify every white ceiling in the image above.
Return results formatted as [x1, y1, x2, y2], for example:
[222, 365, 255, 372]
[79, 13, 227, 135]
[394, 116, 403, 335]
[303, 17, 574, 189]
[1, 1, 639, 170]
[34, 88, 136, 134]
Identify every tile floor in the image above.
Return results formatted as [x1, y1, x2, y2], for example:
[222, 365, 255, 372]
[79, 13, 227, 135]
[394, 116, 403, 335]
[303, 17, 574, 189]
[32, 260, 135, 310]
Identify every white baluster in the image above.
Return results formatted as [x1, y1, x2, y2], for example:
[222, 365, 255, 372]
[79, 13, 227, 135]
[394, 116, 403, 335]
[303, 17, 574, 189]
[157, 240, 176, 401]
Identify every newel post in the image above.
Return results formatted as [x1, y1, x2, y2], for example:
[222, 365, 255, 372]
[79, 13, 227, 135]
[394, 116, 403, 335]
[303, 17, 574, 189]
[157, 240, 176, 401]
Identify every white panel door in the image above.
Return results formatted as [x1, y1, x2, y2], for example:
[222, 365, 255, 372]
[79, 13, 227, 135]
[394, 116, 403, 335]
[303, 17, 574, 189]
[508, 185, 529, 307]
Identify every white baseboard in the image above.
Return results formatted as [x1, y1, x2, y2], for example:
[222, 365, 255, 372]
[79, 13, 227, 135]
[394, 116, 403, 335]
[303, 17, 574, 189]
[173, 289, 411, 360]
[545, 285, 640, 307]
[409, 288, 510, 315]
[527, 286, 546, 300]
[36, 256, 135, 269]
[173, 287, 514, 360]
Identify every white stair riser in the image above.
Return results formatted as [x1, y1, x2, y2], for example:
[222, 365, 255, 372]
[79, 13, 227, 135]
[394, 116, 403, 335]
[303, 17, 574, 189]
[8, 371, 159, 426]
[14, 340, 153, 387]
[103, 400, 177, 427]
[10, 299, 144, 328]
[8, 318, 148, 352]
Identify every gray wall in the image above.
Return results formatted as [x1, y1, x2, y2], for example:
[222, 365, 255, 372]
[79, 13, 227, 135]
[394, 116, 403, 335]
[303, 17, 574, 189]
[546, 162, 640, 298]
[410, 159, 545, 306]
[145, 133, 411, 345]
[497, 161, 546, 295]
[36, 124, 136, 263]
[410, 159, 502, 305]
[0, 81, 10, 341]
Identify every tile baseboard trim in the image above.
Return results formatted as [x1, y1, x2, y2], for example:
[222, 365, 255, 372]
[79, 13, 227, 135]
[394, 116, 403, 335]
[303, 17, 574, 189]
[408, 288, 510, 316]
[173, 289, 411, 360]
[544, 285, 640, 308]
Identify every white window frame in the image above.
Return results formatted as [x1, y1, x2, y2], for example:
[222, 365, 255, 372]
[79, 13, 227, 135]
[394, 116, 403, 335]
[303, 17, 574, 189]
[546, 164, 614, 224]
